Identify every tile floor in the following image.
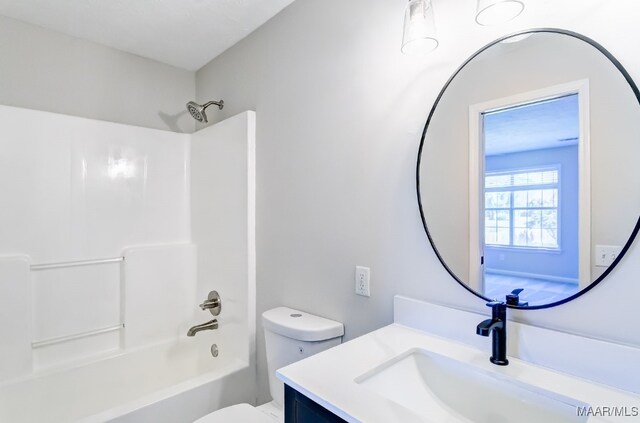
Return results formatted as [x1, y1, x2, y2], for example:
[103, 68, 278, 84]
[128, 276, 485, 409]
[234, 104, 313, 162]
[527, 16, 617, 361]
[484, 272, 579, 306]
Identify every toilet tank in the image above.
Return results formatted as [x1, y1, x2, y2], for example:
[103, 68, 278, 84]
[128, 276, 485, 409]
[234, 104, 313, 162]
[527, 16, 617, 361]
[262, 307, 344, 407]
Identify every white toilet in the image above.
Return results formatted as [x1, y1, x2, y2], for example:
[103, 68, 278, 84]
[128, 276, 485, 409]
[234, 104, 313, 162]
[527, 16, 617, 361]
[195, 306, 344, 422]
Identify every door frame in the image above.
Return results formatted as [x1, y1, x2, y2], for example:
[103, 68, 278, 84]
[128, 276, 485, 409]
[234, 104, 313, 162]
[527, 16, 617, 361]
[468, 79, 591, 293]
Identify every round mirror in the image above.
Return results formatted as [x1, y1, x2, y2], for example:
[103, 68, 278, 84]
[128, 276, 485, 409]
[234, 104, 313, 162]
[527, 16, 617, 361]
[417, 29, 640, 309]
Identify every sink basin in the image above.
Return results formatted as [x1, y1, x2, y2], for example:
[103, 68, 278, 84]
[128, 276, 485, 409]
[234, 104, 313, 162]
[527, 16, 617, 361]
[355, 348, 589, 423]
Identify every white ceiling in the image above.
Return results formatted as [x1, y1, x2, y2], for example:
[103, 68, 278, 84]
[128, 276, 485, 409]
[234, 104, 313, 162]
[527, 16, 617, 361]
[0, 0, 296, 71]
[484, 94, 579, 156]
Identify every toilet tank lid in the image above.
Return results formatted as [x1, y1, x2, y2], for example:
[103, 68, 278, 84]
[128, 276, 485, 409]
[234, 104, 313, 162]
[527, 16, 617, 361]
[262, 307, 344, 341]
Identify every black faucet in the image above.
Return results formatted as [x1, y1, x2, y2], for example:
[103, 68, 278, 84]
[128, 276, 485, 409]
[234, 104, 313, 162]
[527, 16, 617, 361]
[476, 301, 509, 365]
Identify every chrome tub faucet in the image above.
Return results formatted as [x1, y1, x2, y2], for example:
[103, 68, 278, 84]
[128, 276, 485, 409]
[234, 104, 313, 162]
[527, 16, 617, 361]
[187, 319, 218, 336]
[187, 291, 222, 337]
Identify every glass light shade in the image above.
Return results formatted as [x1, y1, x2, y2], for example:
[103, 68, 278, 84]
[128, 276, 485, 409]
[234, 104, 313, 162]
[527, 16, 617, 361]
[475, 0, 524, 26]
[500, 33, 533, 44]
[401, 0, 438, 55]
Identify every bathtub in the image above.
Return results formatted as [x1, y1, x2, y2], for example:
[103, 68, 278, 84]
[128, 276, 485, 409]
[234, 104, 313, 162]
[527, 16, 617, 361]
[0, 337, 255, 423]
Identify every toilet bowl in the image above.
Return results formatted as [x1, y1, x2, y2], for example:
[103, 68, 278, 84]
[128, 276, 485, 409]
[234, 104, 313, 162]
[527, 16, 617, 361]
[194, 307, 344, 422]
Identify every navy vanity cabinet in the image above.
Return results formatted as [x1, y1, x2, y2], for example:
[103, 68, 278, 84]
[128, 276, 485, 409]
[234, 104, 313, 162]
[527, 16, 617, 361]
[284, 385, 347, 423]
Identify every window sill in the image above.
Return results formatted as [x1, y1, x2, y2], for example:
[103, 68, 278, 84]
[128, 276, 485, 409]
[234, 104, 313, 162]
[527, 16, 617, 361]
[485, 245, 562, 254]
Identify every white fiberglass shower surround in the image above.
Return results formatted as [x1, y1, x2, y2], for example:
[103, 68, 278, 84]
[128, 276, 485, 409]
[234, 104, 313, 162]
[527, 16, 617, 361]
[0, 106, 256, 423]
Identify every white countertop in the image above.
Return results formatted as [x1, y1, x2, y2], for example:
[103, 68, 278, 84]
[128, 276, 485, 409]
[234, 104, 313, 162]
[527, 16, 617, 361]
[277, 323, 640, 423]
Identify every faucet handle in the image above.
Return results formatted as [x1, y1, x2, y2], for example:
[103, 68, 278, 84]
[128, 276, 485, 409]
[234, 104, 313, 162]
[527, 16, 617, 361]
[506, 288, 529, 307]
[199, 290, 222, 316]
[200, 298, 220, 310]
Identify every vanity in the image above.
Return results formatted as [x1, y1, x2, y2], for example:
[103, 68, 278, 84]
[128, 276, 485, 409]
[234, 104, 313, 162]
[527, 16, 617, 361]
[278, 296, 640, 423]
[279, 27, 640, 423]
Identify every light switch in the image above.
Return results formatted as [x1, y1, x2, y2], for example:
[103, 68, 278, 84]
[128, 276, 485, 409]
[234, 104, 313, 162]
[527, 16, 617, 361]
[595, 245, 622, 267]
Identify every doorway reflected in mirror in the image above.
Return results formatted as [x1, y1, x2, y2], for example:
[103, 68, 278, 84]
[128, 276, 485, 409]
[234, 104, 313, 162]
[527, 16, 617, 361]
[482, 94, 580, 304]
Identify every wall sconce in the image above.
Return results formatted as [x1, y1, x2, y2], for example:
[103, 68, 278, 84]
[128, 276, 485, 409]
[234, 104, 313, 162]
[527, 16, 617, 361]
[401, 0, 438, 55]
[401, 0, 525, 54]
[475, 0, 524, 26]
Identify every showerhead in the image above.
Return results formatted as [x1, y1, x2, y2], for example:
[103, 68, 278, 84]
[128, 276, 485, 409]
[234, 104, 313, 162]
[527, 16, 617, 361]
[186, 100, 224, 123]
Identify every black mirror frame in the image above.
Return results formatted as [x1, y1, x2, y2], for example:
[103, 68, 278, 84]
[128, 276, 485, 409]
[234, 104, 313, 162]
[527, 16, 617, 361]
[416, 28, 640, 310]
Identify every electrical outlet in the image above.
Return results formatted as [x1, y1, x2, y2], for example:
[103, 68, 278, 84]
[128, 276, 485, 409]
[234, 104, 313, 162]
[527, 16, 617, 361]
[595, 245, 622, 267]
[355, 266, 370, 297]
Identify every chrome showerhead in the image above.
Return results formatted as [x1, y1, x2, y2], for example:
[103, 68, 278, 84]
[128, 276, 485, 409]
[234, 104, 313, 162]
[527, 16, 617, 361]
[186, 100, 224, 123]
[186, 101, 206, 123]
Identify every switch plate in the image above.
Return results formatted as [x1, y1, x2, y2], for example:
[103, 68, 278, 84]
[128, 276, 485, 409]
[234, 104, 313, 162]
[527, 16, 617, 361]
[355, 266, 370, 297]
[595, 245, 622, 267]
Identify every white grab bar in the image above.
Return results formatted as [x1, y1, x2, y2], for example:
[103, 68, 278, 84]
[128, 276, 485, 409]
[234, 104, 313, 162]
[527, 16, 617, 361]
[31, 256, 124, 271]
[31, 323, 124, 349]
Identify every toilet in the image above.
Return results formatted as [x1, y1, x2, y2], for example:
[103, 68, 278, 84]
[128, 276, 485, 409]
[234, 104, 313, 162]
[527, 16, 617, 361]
[195, 306, 344, 422]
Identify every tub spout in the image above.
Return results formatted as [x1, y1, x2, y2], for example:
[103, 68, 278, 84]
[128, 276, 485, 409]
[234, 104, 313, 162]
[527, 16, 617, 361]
[187, 319, 218, 336]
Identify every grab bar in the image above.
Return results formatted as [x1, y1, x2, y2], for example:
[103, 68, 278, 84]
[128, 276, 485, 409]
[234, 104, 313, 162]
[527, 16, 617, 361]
[31, 256, 124, 271]
[31, 323, 124, 349]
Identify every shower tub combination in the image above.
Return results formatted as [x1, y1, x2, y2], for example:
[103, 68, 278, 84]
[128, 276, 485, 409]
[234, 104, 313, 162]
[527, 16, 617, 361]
[0, 337, 253, 423]
[0, 106, 256, 422]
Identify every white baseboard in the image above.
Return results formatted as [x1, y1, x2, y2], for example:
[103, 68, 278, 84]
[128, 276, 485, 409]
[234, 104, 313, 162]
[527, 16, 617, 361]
[485, 268, 578, 285]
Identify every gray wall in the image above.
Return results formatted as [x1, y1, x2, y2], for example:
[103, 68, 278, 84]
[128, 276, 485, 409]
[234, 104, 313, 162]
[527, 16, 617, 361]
[195, 0, 640, 403]
[0, 15, 195, 133]
[2, 0, 636, 406]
